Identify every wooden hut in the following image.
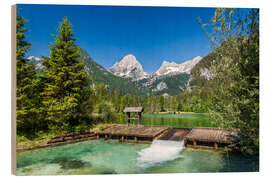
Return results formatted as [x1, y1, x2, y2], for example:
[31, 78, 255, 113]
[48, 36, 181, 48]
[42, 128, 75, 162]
[123, 107, 144, 126]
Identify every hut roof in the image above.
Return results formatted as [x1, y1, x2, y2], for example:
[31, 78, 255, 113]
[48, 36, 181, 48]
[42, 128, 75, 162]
[185, 127, 239, 144]
[123, 107, 144, 113]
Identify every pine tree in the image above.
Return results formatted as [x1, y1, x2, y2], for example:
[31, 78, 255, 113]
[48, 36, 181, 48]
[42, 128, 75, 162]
[42, 17, 90, 132]
[159, 96, 165, 112]
[16, 8, 41, 135]
[177, 103, 182, 112]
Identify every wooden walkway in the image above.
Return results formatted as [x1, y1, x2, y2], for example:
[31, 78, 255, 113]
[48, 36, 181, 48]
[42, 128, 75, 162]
[96, 124, 170, 142]
[184, 127, 239, 144]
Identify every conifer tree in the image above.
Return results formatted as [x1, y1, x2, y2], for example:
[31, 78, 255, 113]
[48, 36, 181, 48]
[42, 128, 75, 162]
[159, 96, 165, 112]
[16, 8, 40, 135]
[42, 17, 89, 131]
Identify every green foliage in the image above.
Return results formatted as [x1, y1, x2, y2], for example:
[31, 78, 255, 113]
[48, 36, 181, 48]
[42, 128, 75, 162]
[41, 17, 92, 132]
[16, 131, 62, 149]
[183, 9, 259, 156]
[159, 96, 165, 112]
[99, 125, 105, 131]
[96, 101, 117, 123]
[201, 8, 259, 156]
[177, 103, 182, 112]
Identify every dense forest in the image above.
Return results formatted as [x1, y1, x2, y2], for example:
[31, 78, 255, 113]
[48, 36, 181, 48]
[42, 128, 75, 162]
[16, 8, 259, 156]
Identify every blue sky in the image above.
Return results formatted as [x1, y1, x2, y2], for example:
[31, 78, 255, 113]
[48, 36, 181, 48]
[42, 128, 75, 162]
[18, 4, 216, 73]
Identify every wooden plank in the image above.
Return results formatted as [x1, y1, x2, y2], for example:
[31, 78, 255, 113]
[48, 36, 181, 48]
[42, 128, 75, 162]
[96, 124, 169, 138]
[184, 127, 239, 144]
[128, 118, 139, 120]
[123, 107, 144, 113]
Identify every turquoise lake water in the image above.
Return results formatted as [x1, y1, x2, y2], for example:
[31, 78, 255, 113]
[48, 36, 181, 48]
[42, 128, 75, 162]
[16, 140, 258, 175]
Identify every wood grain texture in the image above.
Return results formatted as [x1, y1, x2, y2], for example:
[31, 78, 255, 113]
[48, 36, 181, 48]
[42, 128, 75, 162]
[11, 4, 17, 175]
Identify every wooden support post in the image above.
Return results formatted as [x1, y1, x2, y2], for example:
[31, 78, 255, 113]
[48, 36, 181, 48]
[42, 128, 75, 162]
[193, 141, 197, 148]
[105, 135, 108, 140]
[96, 134, 99, 139]
[138, 112, 142, 125]
[126, 112, 130, 126]
[134, 136, 137, 143]
[214, 143, 218, 150]
[121, 136, 124, 142]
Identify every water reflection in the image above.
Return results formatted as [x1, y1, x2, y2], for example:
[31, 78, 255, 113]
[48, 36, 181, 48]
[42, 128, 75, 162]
[113, 113, 215, 128]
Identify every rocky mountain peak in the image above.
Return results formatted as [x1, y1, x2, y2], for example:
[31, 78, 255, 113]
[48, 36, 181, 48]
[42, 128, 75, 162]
[161, 61, 178, 66]
[120, 54, 137, 64]
[155, 56, 202, 76]
[108, 54, 149, 81]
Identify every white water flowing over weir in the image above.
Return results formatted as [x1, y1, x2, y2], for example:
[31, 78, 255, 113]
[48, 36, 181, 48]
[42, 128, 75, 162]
[136, 140, 185, 168]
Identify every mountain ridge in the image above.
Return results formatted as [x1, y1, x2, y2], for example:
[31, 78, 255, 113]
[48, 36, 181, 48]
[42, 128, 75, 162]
[28, 50, 199, 96]
[109, 54, 202, 80]
[154, 56, 202, 76]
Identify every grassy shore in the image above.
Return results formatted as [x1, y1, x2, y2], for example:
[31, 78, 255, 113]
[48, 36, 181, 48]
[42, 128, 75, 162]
[16, 132, 58, 150]
[16, 123, 113, 149]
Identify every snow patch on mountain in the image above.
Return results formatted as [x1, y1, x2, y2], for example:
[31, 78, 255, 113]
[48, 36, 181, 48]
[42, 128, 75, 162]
[27, 56, 41, 61]
[152, 81, 168, 92]
[200, 68, 213, 80]
[162, 93, 170, 98]
[155, 56, 202, 76]
[27, 56, 44, 69]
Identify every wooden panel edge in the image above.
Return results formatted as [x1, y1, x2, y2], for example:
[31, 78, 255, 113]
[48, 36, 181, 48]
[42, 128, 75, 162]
[11, 4, 17, 176]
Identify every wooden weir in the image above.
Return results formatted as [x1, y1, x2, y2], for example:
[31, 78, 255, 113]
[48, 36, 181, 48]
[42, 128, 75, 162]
[158, 128, 191, 141]
[96, 125, 239, 149]
[17, 123, 239, 151]
[95, 106, 240, 148]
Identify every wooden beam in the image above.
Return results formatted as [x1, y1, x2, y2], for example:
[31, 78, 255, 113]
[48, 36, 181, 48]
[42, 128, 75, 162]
[138, 112, 142, 125]
[193, 141, 197, 148]
[128, 118, 139, 120]
[126, 112, 130, 126]
[214, 143, 218, 150]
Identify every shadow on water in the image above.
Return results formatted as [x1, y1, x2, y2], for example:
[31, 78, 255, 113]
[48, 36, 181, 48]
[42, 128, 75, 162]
[50, 159, 86, 170]
[16, 141, 94, 169]
[221, 152, 259, 172]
